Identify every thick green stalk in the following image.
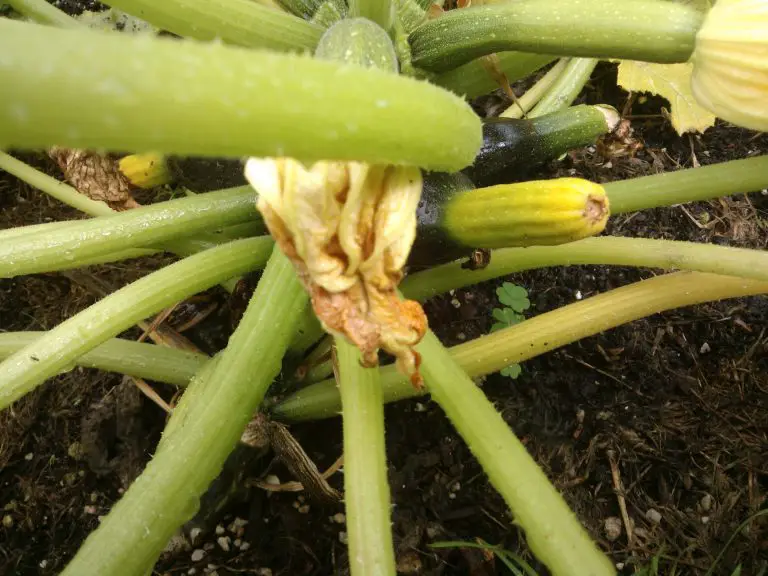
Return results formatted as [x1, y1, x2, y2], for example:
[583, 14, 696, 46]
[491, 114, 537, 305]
[0, 237, 273, 411]
[0, 19, 481, 172]
[528, 58, 598, 118]
[6, 0, 82, 28]
[605, 155, 768, 213]
[336, 339, 397, 576]
[103, 0, 323, 52]
[434, 52, 555, 99]
[347, 0, 394, 32]
[501, 59, 569, 119]
[402, 236, 768, 301]
[409, 0, 703, 72]
[0, 333, 207, 386]
[272, 271, 768, 421]
[62, 247, 307, 575]
[418, 330, 614, 576]
[0, 186, 259, 278]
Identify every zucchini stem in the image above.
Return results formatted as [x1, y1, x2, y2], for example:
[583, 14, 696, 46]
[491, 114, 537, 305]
[61, 247, 308, 575]
[606, 155, 768, 214]
[409, 0, 703, 72]
[528, 58, 598, 118]
[6, 0, 82, 28]
[102, 0, 323, 52]
[0, 333, 207, 386]
[418, 330, 614, 576]
[336, 339, 398, 576]
[271, 271, 768, 422]
[0, 237, 273, 411]
[347, 0, 394, 32]
[500, 59, 569, 119]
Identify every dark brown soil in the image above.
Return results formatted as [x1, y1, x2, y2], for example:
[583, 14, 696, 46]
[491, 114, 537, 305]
[1, 7, 767, 575]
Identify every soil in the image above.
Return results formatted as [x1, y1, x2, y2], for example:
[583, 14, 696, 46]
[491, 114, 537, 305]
[1, 6, 768, 576]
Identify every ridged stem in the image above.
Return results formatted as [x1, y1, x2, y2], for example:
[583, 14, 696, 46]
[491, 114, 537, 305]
[528, 58, 598, 118]
[271, 271, 768, 421]
[336, 339, 397, 576]
[0, 333, 207, 386]
[605, 155, 768, 214]
[0, 237, 273, 411]
[409, 0, 703, 72]
[402, 236, 768, 301]
[434, 52, 555, 99]
[0, 186, 259, 278]
[103, 0, 323, 51]
[348, 0, 393, 32]
[500, 59, 569, 119]
[0, 19, 481, 172]
[418, 330, 614, 576]
[61, 247, 307, 575]
[6, 0, 82, 28]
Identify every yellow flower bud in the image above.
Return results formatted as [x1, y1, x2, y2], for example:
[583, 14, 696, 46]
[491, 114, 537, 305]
[692, 0, 768, 132]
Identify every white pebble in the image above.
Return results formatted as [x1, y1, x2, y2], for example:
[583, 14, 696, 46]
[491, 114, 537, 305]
[191, 549, 205, 562]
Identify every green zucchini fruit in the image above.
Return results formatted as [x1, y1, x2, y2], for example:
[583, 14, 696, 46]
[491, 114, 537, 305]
[314, 18, 398, 73]
[462, 104, 620, 187]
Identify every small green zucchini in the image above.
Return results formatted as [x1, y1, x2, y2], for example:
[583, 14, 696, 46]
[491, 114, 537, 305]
[462, 104, 620, 187]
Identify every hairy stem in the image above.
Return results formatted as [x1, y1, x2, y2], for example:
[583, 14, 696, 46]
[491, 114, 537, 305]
[272, 271, 768, 421]
[0, 19, 480, 172]
[103, 0, 323, 51]
[0, 333, 207, 386]
[419, 330, 614, 576]
[62, 247, 307, 575]
[348, 0, 393, 31]
[409, 0, 703, 72]
[0, 186, 259, 278]
[500, 59, 569, 119]
[336, 339, 397, 576]
[605, 155, 768, 213]
[0, 237, 273, 411]
[528, 58, 598, 118]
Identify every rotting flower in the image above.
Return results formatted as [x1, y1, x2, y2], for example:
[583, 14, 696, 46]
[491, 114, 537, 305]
[245, 157, 428, 386]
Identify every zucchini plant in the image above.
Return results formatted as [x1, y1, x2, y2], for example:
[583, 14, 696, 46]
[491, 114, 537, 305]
[1, 0, 767, 575]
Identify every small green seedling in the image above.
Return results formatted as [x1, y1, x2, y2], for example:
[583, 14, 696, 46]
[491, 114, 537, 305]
[430, 539, 540, 576]
[491, 282, 530, 379]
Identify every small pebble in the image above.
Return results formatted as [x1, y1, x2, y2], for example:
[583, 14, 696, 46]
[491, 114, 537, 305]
[217, 536, 231, 552]
[264, 474, 280, 486]
[2, 515, 13, 528]
[188, 569, 196, 575]
[450, 298, 461, 309]
[700, 494, 713, 512]
[701, 516, 710, 524]
[700, 342, 711, 354]
[39, 560, 48, 569]
[645, 509, 662, 524]
[84, 505, 98, 515]
[240, 542, 251, 551]
[190, 549, 205, 562]
[298, 504, 310, 514]
[338, 531, 348, 544]
[332, 513, 346, 524]
[189, 527, 202, 544]
[414, 403, 427, 413]
[215, 525, 225, 535]
[203, 543, 214, 551]
[234, 539, 242, 548]
[24, 453, 33, 461]
[574, 290, 583, 301]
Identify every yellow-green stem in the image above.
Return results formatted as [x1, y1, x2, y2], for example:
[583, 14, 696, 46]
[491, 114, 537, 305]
[62, 247, 307, 574]
[0, 237, 273, 411]
[419, 330, 614, 576]
[7, 0, 82, 28]
[0, 333, 207, 386]
[500, 59, 569, 119]
[336, 338, 397, 576]
[271, 271, 768, 421]
[528, 58, 598, 118]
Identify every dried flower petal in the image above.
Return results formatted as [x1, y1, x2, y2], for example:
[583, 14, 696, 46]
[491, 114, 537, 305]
[246, 157, 427, 385]
[49, 147, 139, 211]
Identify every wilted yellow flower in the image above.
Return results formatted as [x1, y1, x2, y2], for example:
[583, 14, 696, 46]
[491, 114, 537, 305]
[692, 0, 768, 132]
[245, 158, 427, 385]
